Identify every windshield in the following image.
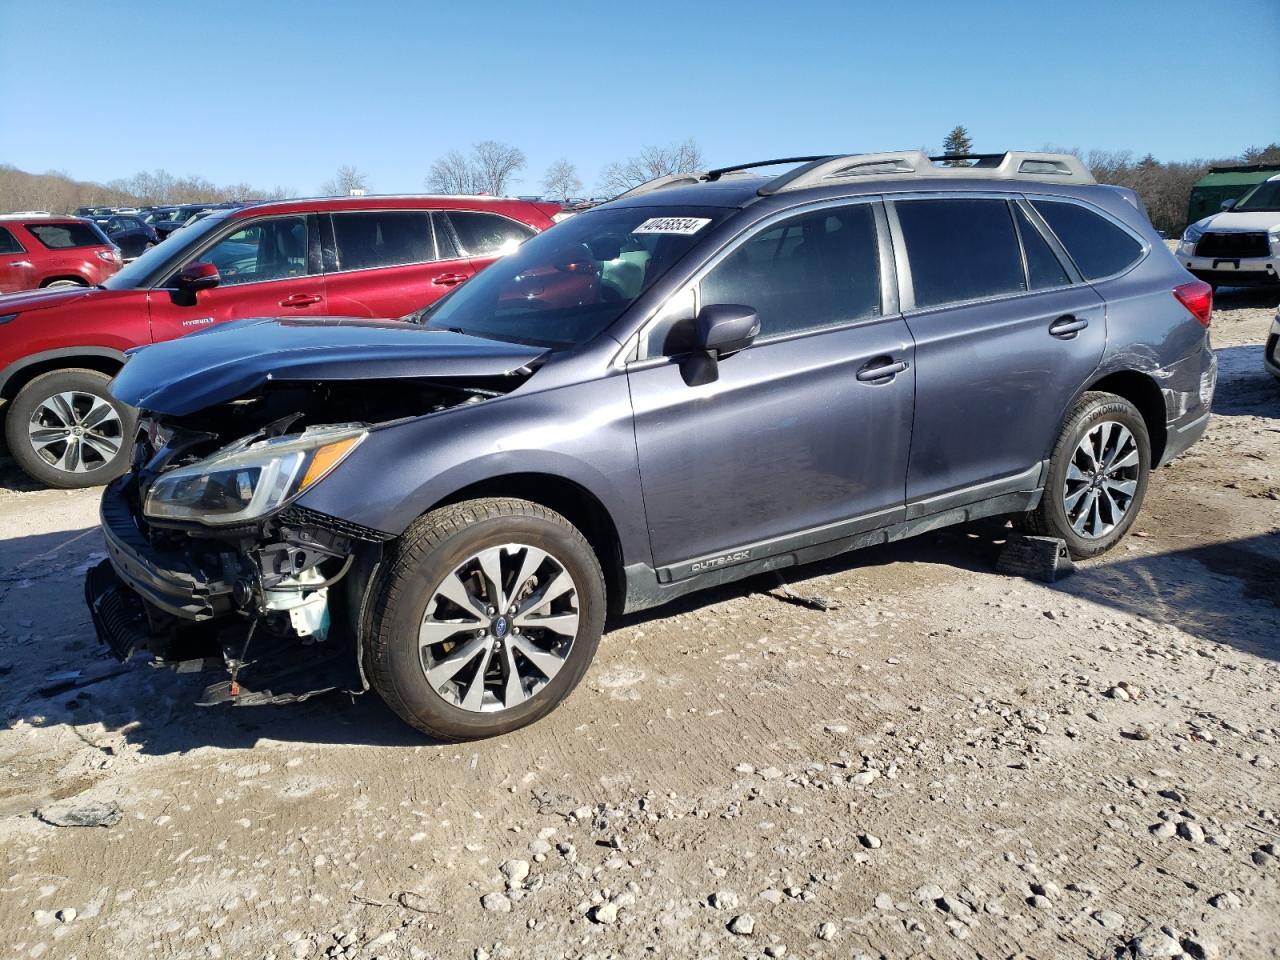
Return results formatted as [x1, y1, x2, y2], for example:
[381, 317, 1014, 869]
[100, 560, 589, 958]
[103, 212, 233, 289]
[414, 206, 728, 348]
[1233, 179, 1280, 213]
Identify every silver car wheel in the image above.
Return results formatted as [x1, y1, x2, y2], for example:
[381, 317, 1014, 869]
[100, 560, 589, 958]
[27, 391, 124, 474]
[419, 543, 580, 713]
[1063, 420, 1140, 539]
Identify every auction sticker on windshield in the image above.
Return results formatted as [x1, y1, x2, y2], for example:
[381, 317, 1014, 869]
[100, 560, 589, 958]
[632, 217, 712, 235]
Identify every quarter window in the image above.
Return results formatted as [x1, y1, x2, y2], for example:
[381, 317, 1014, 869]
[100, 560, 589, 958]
[195, 217, 311, 286]
[699, 204, 881, 340]
[896, 198, 1026, 309]
[1031, 200, 1144, 280]
[331, 211, 436, 271]
[445, 212, 534, 257]
[0, 227, 24, 254]
[26, 222, 109, 249]
[1014, 204, 1071, 289]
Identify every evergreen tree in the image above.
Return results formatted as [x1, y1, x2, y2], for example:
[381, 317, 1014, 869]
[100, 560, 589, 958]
[942, 126, 974, 165]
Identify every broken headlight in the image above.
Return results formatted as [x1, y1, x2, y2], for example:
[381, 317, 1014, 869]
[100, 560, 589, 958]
[143, 426, 366, 526]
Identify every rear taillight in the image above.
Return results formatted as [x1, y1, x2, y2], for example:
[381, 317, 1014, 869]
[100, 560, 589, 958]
[1174, 280, 1212, 327]
[95, 249, 116, 263]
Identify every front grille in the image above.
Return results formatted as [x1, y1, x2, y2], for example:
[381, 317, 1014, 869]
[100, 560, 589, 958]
[1194, 232, 1271, 259]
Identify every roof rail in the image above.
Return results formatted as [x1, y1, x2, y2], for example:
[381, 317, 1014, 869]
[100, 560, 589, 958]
[615, 157, 835, 200]
[758, 150, 1095, 195]
[613, 172, 710, 201]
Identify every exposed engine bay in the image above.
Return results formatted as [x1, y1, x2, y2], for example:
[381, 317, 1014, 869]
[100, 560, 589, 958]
[85, 374, 526, 706]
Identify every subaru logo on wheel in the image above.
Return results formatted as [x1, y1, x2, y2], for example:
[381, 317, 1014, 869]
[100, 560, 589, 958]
[493, 616, 509, 638]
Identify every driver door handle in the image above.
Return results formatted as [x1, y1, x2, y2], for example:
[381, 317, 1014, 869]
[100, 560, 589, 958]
[857, 357, 909, 382]
[279, 293, 322, 307]
[1049, 315, 1088, 339]
[432, 272, 468, 286]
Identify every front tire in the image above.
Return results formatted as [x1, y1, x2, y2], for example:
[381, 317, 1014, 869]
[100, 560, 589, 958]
[365, 498, 605, 740]
[5, 369, 136, 489]
[1019, 391, 1151, 559]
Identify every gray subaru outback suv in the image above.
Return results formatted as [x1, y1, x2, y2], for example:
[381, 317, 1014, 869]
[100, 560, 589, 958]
[86, 151, 1216, 739]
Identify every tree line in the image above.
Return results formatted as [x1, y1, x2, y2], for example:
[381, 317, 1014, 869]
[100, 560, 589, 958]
[0, 164, 293, 214]
[5, 133, 1278, 234]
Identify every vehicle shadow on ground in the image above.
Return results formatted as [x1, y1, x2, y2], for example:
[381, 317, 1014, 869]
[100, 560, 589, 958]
[614, 521, 1280, 661]
[5, 519, 1277, 757]
[1213, 343, 1279, 419]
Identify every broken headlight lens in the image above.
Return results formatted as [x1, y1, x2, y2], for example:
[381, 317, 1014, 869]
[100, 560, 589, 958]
[143, 426, 366, 525]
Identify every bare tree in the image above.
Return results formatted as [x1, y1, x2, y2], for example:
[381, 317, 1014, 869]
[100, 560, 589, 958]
[470, 141, 526, 195]
[427, 150, 478, 195]
[598, 138, 705, 196]
[541, 158, 582, 201]
[321, 164, 369, 196]
[427, 142, 527, 196]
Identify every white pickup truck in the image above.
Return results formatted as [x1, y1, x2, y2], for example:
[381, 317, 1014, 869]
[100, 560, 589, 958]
[1178, 174, 1280, 290]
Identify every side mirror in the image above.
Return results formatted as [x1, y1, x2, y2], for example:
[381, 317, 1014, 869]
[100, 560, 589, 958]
[1220, 198, 1237, 212]
[177, 261, 220, 292]
[695, 304, 759, 358]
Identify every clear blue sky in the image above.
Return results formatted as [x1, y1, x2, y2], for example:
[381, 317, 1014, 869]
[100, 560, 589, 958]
[2, 0, 1277, 197]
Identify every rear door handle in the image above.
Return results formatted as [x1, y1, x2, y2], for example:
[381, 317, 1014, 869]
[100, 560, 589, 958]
[279, 293, 322, 307]
[7, 260, 32, 268]
[856, 357, 909, 382]
[1048, 315, 1088, 339]
[431, 272, 469, 287]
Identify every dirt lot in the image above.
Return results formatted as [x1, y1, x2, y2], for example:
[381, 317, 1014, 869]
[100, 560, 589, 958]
[0, 291, 1277, 960]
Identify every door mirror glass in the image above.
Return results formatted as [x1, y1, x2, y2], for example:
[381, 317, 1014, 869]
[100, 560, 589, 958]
[177, 261, 221, 292]
[695, 303, 759, 357]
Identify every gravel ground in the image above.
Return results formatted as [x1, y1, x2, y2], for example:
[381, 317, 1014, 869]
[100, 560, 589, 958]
[0, 290, 1277, 960]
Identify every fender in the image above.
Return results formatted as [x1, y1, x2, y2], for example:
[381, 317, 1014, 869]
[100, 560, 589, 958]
[0, 345, 129, 399]
[296, 373, 653, 569]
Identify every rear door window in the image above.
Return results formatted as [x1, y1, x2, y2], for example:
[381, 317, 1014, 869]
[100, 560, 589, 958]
[1014, 204, 1071, 289]
[0, 227, 25, 254]
[331, 210, 436, 271]
[26, 222, 108, 249]
[1030, 199, 1144, 280]
[445, 211, 534, 257]
[895, 198, 1025, 309]
[699, 203, 882, 340]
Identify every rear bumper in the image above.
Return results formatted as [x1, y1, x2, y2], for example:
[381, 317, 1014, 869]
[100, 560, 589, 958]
[1161, 409, 1211, 466]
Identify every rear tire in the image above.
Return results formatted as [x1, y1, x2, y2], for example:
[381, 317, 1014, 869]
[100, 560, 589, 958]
[1018, 391, 1150, 559]
[42, 278, 87, 289]
[5, 369, 135, 489]
[365, 498, 605, 740]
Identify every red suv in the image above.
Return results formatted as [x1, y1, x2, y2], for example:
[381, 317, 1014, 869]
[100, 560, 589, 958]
[0, 195, 560, 487]
[0, 215, 122, 293]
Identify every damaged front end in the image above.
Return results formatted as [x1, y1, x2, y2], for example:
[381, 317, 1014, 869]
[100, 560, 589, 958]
[84, 373, 523, 706]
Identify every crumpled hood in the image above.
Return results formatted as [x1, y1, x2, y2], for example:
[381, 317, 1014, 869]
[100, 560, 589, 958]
[110, 316, 548, 416]
[1196, 211, 1280, 233]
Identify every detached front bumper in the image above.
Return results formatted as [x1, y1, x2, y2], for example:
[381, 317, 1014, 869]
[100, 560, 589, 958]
[98, 479, 246, 621]
[85, 478, 367, 704]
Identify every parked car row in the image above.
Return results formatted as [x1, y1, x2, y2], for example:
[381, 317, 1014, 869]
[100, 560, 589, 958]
[0, 194, 560, 486]
[53, 150, 1224, 741]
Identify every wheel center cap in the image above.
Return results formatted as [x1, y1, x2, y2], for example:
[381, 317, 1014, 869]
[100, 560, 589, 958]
[493, 616, 509, 639]
[72, 426, 83, 437]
